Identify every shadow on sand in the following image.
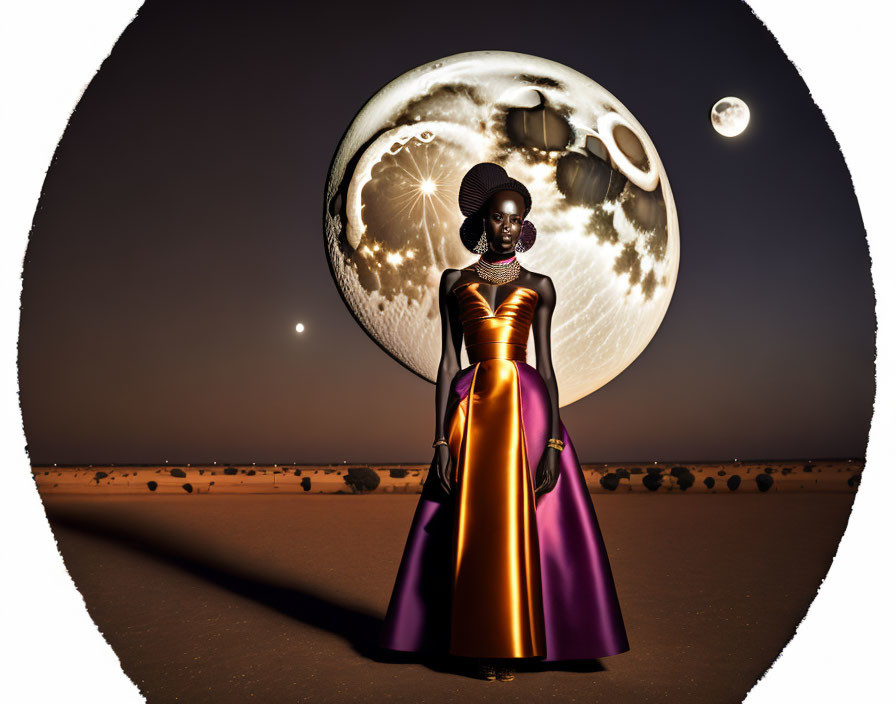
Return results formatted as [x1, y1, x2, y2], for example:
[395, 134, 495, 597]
[44, 503, 605, 680]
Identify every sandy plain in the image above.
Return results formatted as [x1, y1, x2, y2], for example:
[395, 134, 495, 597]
[39, 485, 858, 703]
[32, 458, 863, 495]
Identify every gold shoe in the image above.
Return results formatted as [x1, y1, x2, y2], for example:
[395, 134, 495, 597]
[477, 660, 497, 681]
[495, 665, 515, 682]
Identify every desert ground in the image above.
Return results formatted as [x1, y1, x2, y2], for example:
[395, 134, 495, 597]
[32, 458, 862, 495]
[39, 484, 858, 703]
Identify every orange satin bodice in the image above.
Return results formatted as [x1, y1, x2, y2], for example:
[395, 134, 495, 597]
[446, 280, 546, 658]
[453, 282, 539, 363]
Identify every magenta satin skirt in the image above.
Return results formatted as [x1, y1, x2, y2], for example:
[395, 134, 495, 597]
[379, 362, 630, 661]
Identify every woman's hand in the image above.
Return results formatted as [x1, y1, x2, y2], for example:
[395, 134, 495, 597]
[435, 444, 454, 496]
[534, 444, 561, 496]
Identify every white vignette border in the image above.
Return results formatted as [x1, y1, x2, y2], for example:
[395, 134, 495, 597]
[0, 1, 893, 702]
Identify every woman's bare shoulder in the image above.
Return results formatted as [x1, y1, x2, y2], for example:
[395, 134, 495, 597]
[520, 269, 554, 292]
[520, 269, 556, 306]
[439, 268, 467, 295]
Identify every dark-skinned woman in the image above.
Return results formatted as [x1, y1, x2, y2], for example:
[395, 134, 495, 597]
[380, 163, 629, 682]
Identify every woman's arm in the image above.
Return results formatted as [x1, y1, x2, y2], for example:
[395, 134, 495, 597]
[532, 276, 561, 440]
[434, 269, 464, 443]
[532, 275, 562, 495]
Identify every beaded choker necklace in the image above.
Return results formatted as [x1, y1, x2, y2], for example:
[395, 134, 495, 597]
[474, 255, 521, 284]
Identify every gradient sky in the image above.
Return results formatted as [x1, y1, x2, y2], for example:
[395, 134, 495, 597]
[17, 0, 875, 464]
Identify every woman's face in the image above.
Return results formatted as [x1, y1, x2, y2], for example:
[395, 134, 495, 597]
[482, 190, 525, 255]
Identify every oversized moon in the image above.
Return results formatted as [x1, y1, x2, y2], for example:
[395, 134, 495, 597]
[711, 96, 750, 137]
[323, 51, 679, 406]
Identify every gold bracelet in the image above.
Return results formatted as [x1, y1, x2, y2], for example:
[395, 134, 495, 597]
[432, 438, 448, 448]
[547, 437, 565, 451]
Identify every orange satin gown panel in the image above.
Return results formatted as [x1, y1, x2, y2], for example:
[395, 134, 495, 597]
[446, 283, 546, 658]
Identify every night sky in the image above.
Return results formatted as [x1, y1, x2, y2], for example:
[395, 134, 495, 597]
[17, 0, 874, 464]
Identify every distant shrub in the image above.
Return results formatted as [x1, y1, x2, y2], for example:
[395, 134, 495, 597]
[170, 468, 186, 478]
[93, 471, 108, 484]
[294, 469, 302, 476]
[182, 483, 193, 493]
[726, 475, 741, 491]
[670, 466, 689, 478]
[344, 466, 380, 493]
[147, 481, 158, 491]
[803, 464, 815, 473]
[704, 476, 715, 489]
[301, 477, 311, 491]
[223, 467, 238, 475]
[247, 470, 256, 476]
[847, 474, 861, 488]
[615, 468, 630, 479]
[390, 468, 409, 478]
[718, 470, 727, 476]
[600, 473, 620, 491]
[782, 467, 793, 475]
[629, 468, 643, 475]
[755, 474, 773, 492]
[643, 474, 662, 491]
[646, 466, 662, 476]
[676, 469, 695, 491]
[764, 467, 775, 474]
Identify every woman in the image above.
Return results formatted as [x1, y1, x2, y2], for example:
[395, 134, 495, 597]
[380, 162, 629, 681]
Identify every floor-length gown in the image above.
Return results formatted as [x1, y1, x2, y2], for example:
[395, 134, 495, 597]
[380, 281, 630, 661]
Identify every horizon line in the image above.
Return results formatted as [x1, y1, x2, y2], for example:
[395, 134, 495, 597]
[30, 456, 866, 468]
